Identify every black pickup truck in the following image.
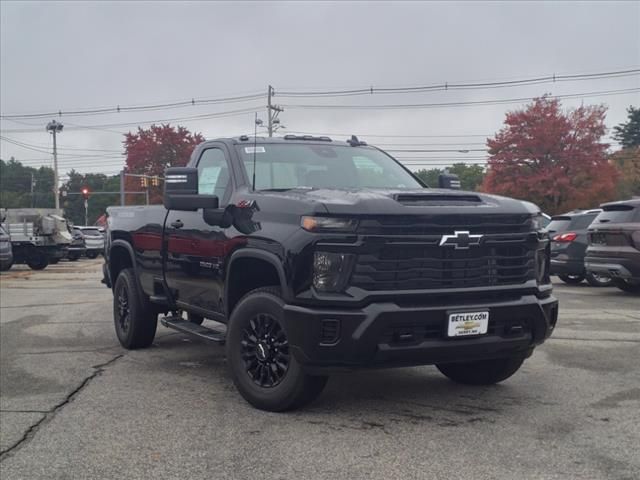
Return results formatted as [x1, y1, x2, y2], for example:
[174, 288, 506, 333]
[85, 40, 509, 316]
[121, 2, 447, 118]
[103, 135, 558, 411]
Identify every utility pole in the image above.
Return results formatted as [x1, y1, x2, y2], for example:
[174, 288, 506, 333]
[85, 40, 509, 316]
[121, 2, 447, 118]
[30, 172, 35, 208]
[46, 120, 64, 210]
[266, 85, 284, 137]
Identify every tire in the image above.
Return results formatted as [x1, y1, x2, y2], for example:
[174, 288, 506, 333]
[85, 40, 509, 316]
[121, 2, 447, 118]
[0, 261, 12, 272]
[86, 251, 98, 259]
[188, 313, 204, 325]
[113, 268, 158, 349]
[67, 253, 80, 262]
[226, 287, 328, 412]
[613, 278, 640, 294]
[27, 254, 49, 270]
[558, 274, 585, 285]
[585, 272, 613, 287]
[49, 258, 60, 265]
[436, 356, 526, 385]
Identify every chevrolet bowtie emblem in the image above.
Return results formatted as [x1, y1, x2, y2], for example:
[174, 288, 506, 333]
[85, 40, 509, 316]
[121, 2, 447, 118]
[439, 231, 483, 249]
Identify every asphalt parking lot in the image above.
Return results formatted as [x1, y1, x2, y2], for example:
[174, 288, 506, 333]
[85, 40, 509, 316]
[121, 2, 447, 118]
[0, 259, 638, 480]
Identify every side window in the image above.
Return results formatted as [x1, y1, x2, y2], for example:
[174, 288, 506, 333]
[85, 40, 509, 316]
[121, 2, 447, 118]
[570, 214, 596, 230]
[197, 148, 232, 204]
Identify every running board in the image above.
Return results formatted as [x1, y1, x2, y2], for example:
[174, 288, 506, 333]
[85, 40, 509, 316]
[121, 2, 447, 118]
[160, 316, 226, 344]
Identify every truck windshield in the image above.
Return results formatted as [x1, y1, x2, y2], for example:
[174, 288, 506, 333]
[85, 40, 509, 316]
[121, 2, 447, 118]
[236, 143, 423, 190]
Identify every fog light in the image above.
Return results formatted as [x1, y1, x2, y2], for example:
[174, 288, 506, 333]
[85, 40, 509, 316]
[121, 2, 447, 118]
[313, 252, 353, 292]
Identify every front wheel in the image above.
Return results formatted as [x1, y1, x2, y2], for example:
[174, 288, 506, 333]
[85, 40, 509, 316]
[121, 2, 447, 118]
[585, 272, 612, 287]
[558, 274, 585, 285]
[226, 287, 328, 412]
[436, 356, 526, 385]
[113, 268, 158, 349]
[613, 278, 640, 294]
[0, 261, 12, 272]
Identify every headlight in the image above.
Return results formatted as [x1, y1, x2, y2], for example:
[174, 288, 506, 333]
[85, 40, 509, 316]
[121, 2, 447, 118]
[313, 251, 354, 292]
[301, 216, 358, 233]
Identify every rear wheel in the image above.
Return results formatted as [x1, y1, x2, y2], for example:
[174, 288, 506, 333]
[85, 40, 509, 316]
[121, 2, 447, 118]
[585, 272, 613, 287]
[0, 261, 12, 272]
[613, 278, 640, 294]
[113, 268, 157, 349]
[27, 253, 49, 270]
[226, 287, 328, 411]
[49, 258, 60, 265]
[558, 274, 585, 285]
[67, 253, 80, 261]
[86, 251, 99, 259]
[436, 356, 526, 385]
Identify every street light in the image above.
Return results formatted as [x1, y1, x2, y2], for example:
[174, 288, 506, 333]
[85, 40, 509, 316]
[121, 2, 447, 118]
[46, 120, 64, 209]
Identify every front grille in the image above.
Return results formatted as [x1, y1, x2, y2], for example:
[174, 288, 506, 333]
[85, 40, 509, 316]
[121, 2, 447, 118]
[351, 237, 535, 291]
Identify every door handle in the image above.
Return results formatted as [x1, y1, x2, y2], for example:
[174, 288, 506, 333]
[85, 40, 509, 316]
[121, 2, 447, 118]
[171, 220, 184, 229]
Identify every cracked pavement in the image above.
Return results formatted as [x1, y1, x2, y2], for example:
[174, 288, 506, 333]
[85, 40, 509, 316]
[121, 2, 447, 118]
[1, 260, 639, 479]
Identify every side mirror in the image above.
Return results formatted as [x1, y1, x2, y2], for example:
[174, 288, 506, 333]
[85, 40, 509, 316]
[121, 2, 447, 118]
[438, 173, 461, 190]
[163, 167, 219, 211]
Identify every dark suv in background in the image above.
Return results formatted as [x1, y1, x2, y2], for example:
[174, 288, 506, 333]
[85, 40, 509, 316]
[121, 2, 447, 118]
[547, 209, 612, 287]
[586, 199, 640, 294]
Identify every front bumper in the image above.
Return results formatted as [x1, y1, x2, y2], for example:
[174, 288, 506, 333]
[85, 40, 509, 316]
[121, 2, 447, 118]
[283, 293, 558, 373]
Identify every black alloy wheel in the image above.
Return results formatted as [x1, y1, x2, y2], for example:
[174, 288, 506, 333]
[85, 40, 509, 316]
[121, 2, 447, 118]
[226, 287, 328, 411]
[115, 281, 131, 336]
[241, 313, 290, 388]
[112, 268, 157, 349]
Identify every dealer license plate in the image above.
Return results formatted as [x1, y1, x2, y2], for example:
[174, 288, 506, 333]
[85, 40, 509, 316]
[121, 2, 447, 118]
[447, 311, 489, 337]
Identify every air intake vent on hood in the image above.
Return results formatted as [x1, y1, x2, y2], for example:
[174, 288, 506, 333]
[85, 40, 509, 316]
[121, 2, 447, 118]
[394, 193, 482, 205]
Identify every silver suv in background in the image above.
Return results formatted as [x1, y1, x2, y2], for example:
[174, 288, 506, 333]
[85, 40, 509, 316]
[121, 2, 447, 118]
[77, 226, 105, 259]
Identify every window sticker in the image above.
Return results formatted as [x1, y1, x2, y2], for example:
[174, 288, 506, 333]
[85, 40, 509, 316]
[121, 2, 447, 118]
[244, 146, 266, 154]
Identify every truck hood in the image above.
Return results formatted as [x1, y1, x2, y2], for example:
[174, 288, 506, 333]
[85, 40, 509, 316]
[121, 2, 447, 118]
[262, 188, 539, 216]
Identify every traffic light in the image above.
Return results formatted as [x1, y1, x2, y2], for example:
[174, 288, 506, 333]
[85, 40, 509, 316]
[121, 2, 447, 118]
[151, 176, 159, 187]
[81, 187, 90, 200]
[140, 176, 148, 188]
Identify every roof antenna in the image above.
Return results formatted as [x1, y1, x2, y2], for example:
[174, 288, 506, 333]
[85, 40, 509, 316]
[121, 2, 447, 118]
[252, 114, 263, 191]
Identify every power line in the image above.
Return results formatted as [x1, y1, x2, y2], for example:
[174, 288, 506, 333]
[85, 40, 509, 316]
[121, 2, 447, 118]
[277, 68, 640, 98]
[281, 88, 640, 110]
[0, 92, 265, 120]
[0, 106, 263, 134]
[1, 66, 637, 120]
[284, 130, 492, 138]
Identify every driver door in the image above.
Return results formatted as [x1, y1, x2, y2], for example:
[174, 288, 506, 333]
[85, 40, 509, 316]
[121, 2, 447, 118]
[164, 146, 234, 318]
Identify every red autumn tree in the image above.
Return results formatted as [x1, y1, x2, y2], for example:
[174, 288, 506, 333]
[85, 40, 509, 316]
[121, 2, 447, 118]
[123, 124, 204, 204]
[481, 96, 618, 215]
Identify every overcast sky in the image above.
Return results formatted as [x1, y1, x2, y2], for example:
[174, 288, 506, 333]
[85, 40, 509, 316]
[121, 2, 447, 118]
[1, 0, 639, 178]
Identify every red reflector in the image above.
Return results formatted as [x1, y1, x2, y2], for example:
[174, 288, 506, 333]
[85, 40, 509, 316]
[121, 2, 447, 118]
[553, 232, 577, 242]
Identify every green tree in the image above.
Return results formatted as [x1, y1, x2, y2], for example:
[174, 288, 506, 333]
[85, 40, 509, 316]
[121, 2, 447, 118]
[0, 158, 55, 208]
[60, 170, 120, 225]
[613, 106, 640, 148]
[414, 164, 485, 190]
[414, 168, 442, 187]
